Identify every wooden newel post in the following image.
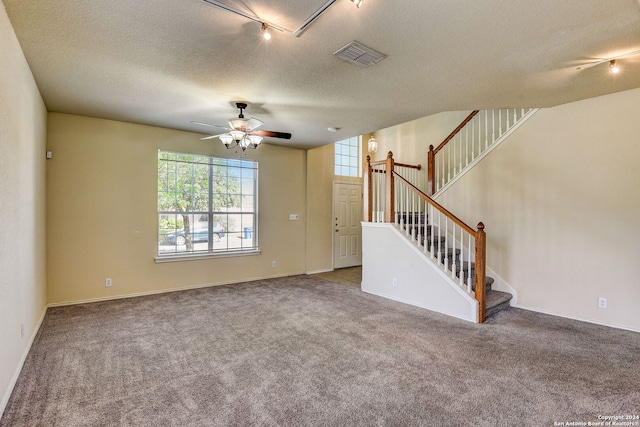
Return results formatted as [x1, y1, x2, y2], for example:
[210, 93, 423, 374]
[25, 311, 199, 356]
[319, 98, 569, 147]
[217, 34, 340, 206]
[475, 222, 486, 323]
[385, 151, 394, 223]
[427, 145, 435, 197]
[365, 155, 372, 222]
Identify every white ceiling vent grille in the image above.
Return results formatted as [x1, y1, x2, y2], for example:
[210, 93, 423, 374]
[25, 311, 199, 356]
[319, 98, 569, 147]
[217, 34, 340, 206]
[333, 41, 386, 67]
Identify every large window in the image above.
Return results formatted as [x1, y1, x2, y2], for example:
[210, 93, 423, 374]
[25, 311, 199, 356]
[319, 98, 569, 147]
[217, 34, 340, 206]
[157, 150, 258, 258]
[334, 136, 360, 177]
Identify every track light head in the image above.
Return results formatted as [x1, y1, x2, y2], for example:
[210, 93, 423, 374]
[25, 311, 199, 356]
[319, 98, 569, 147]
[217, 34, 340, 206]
[609, 59, 620, 73]
[351, 0, 363, 8]
[261, 22, 271, 40]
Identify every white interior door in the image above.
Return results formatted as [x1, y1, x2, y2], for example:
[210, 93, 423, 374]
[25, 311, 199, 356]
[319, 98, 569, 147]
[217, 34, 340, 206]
[333, 182, 363, 269]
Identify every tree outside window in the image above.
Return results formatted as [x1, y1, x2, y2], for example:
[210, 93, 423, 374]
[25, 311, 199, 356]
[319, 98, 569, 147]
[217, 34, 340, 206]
[157, 151, 258, 257]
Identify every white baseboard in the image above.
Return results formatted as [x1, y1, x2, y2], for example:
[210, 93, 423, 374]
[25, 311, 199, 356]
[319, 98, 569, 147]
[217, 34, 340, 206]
[1, 307, 47, 418]
[362, 288, 476, 324]
[305, 268, 334, 275]
[513, 304, 640, 334]
[485, 266, 518, 306]
[47, 272, 306, 308]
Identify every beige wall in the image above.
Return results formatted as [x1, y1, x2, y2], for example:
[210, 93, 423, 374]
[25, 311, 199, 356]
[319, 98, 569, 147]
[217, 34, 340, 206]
[46, 113, 307, 304]
[371, 111, 472, 166]
[380, 89, 640, 331]
[0, 3, 48, 414]
[305, 140, 364, 274]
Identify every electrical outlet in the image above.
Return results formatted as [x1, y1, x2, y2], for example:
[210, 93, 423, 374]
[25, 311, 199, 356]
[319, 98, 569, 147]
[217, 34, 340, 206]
[105, 278, 112, 287]
[392, 278, 398, 288]
[20, 323, 25, 339]
[272, 261, 277, 268]
[598, 297, 607, 309]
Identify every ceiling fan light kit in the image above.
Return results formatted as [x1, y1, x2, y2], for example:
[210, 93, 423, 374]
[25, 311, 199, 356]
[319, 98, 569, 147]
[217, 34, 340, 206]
[193, 103, 291, 152]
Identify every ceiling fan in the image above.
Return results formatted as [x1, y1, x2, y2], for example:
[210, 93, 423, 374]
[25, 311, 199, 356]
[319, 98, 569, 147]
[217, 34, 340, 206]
[575, 49, 640, 72]
[192, 103, 292, 151]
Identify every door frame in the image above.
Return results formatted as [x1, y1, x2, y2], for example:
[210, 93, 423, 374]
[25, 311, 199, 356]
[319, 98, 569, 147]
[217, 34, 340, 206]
[332, 181, 364, 269]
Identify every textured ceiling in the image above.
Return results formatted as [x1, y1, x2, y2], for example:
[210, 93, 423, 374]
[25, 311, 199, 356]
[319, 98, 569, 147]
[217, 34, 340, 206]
[3, 0, 640, 148]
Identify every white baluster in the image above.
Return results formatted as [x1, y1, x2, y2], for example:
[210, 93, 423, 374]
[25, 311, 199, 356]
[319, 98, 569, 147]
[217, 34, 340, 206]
[471, 116, 475, 162]
[457, 227, 463, 287]
[467, 234, 472, 292]
[484, 110, 489, 150]
[444, 217, 449, 276]
[447, 144, 451, 183]
[372, 169, 376, 222]
[492, 109, 496, 143]
[376, 168, 379, 222]
[417, 196, 421, 245]
[464, 126, 469, 170]
[452, 223, 458, 282]
[459, 131, 463, 172]
[395, 176, 399, 225]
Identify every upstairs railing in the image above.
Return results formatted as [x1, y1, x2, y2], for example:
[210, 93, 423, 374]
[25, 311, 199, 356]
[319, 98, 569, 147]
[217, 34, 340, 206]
[365, 152, 487, 322]
[428, 108, 537, 196]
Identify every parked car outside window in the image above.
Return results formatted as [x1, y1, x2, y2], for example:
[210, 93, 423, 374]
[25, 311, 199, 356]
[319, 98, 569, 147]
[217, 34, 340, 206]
[163, 222, 225, 246]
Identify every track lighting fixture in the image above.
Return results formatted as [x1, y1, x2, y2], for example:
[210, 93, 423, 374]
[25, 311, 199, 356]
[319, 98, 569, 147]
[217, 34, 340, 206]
[261, 22, 271, 40]
[609, 59, 620, 73]
[351, 0, 363, 8]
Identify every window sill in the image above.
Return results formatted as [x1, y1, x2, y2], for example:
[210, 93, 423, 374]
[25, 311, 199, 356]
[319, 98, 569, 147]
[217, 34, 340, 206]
[155, 249, 261, 263]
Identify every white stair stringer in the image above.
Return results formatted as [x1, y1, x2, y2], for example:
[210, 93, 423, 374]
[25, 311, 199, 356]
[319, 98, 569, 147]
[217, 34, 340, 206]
[361, 222, 479, 323]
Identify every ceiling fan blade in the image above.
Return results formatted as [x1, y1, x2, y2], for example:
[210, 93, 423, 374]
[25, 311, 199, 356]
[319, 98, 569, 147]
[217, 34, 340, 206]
[201, 134, 223, 140]
[191, 120, 227, 129]
[254, 130, 292, 139]
[246, 117, 264, 131]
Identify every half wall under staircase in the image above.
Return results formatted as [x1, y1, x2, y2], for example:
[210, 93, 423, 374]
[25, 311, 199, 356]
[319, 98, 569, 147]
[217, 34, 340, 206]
[362, 152, 512, 323]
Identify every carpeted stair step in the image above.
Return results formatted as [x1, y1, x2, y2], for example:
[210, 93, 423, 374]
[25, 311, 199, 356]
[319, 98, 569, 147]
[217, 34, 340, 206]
[396, 219, 512, 320]
[449, 260, 475, 277]
[420, 235, 448, 248]
[485, 290, 513, 318]
[449, 273, 494, 292]
[405, 224, 435, 236]
[399, 213, 428, 228]
[429, 247, 462, 263]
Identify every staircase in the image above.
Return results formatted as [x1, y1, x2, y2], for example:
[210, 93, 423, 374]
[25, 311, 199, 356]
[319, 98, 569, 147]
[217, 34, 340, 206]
[363, 108, 537, 323]
[399, 212, 512, 318]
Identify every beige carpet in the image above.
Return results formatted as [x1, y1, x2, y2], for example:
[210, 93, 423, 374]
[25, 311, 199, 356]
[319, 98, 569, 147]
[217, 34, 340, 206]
[2, 275, 639, 426]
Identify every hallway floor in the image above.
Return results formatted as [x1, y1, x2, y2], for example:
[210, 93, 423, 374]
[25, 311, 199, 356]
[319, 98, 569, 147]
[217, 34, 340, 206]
[311, 266, 362, 287]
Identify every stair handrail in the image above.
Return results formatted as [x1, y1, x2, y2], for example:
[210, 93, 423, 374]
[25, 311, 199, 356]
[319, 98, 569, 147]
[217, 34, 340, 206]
[365, 153, 422, 223]
[428, 110, 479, 196]
[365, 151, 487, 322]
[428, 108, 537, 196]
[432, 110, 480, 155]
[393, 173, 486, 322]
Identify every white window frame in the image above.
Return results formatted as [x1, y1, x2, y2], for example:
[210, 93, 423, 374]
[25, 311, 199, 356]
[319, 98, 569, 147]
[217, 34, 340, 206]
[334, 136, 361, 177]
[156, 150, 259, 262]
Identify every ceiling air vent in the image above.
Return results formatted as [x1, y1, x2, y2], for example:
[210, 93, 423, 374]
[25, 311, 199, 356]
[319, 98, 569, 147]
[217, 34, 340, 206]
[333, 41, 386, 67]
